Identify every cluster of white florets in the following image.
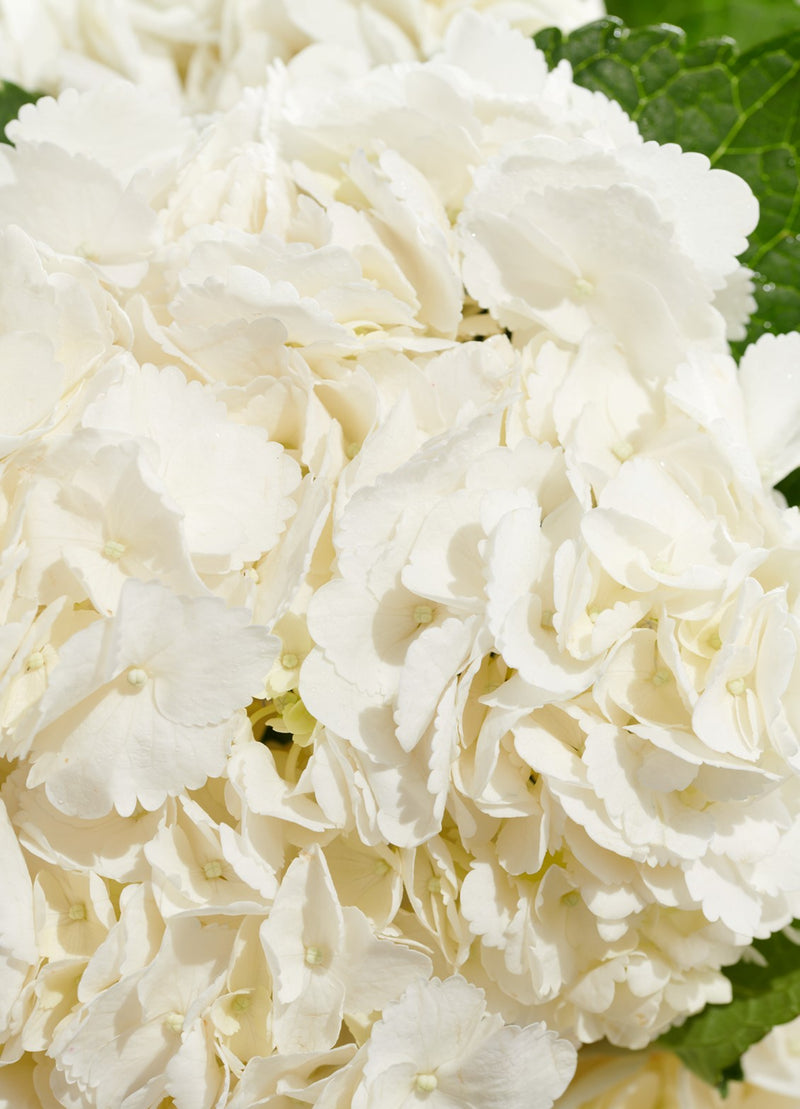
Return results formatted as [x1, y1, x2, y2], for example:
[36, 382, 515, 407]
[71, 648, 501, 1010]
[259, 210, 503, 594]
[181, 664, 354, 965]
[2, 1, 800, 1105]
[0, 0, 603, 109]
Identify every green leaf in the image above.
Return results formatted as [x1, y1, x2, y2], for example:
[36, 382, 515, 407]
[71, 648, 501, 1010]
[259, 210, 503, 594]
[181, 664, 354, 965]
[605, 0, 800, 53]
[0, 78, 41, 144]
[533, 19, 800, 352]
[656, 925, 800, 1093]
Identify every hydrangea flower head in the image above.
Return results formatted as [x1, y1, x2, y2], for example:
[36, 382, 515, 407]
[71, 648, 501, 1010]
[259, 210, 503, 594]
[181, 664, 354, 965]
[0, 2, 800, 1106]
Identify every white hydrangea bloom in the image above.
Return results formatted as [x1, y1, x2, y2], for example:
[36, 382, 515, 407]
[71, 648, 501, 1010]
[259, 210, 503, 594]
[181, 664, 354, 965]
[302, 347, 800, 1043]
[80, 362, 301, 576]
[0, 142, 161, 286]
[3, 0, 800, 1104]
[742, 1014, 800, 1101]
[11, 776, 168, 883]
[458, 142, 756, 358]
[0, 0, 605, 110]
[50, 916, 232, 1109]
[261, 844, 431, 1053]
[144, 795, 274, 918]
[351, 976, 576, 1109]
[18, 431, 204, 614]
[6, 81, 194, 193]
[20, 579, 278, 816]
[32, 864, 115, 962]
